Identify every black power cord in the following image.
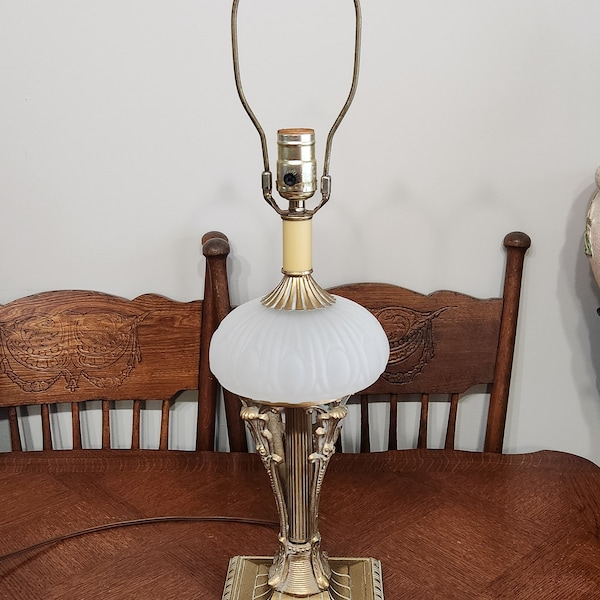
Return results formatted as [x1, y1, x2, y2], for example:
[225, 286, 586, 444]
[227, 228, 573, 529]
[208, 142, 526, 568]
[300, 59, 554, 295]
[0, 516, 279, 564]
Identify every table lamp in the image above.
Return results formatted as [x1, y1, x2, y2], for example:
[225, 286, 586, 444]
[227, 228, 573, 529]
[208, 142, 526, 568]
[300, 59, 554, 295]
[210, 1, 390, 598]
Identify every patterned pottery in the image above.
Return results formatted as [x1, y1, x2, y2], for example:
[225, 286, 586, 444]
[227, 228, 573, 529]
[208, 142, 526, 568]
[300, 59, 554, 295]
[584, 166, 600, 288]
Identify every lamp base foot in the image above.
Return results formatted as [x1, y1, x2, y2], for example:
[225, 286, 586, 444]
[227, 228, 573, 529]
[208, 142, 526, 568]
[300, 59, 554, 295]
[222, 556, 384, 600]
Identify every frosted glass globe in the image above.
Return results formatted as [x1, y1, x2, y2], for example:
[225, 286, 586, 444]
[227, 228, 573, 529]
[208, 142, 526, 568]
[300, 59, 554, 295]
[209, 296, 390, 405]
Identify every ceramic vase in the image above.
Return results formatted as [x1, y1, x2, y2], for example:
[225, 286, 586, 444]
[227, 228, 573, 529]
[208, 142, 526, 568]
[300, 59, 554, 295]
[584, 166, 600, 288]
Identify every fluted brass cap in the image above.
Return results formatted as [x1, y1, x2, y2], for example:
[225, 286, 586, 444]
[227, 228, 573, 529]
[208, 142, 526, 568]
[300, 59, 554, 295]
[261, 273, 335, 310]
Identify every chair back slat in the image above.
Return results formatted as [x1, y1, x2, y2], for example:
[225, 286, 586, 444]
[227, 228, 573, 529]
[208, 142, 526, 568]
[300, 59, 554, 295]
[444, 393, 460, 449]
[387, 394, 398, 451]
[159, 399, 170, 450]
[360, 395, 370, 453]
[101, 400, 111, 449]
[0, 292, 202, 405]
[8, 407, 21, 451]
[0, 232, 232, 452]
[329, 231, 530, 454]
[131, 399, 141, 450]
[71, 402, 82, 449]
[417, 394, 429, 449]
[41, 404, 52, 450]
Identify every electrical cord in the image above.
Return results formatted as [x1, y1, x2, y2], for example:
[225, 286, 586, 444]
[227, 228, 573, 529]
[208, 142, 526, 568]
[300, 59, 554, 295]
[0, 515, 279, 564]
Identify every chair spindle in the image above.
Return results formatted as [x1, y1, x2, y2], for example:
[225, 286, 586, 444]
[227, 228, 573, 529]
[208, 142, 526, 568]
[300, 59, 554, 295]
[131, 400, 141, 450]
[360, 395, 370, 453]
[8, 407, 22, 452]
[41, 403, 52, 450]
[335, 436, 342, 453]
[444, 393, 460, 449]
[71, 402, 82, 449]
[388, 394, 398, 451]
[417, 394, 429, 449]
[159, 400, 170, 450]
[101, 400, 111, 449]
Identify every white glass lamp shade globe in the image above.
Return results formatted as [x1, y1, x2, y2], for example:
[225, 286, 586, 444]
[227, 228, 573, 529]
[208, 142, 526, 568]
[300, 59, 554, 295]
[209, 296, 390, 406]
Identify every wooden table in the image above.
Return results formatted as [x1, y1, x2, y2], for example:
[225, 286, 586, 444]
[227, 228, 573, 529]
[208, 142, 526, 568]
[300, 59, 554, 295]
[1, 449, 599, 599]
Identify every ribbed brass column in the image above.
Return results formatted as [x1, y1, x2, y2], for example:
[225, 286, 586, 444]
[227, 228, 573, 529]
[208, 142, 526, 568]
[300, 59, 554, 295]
[286, 408, 311, 544]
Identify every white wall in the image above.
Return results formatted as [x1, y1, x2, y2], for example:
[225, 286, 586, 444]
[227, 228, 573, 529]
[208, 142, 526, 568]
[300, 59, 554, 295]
[1, 1, 600, 461]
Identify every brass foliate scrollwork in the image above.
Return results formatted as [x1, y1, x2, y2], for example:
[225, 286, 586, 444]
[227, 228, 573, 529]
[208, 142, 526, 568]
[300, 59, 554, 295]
[240, 401, 288, 547]
[240, 398, 349, 598]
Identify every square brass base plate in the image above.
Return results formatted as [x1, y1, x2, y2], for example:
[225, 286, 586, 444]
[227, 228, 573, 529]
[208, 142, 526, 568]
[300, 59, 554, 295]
[222, 556, 384, 600]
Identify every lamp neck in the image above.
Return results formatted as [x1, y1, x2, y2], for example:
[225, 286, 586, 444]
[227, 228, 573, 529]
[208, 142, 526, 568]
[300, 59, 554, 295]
[261, 215, 335, 311]
[282, 216, 312, 276]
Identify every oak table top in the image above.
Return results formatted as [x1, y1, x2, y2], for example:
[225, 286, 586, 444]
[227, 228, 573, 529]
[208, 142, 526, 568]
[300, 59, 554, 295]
[0, 449, 599, 599]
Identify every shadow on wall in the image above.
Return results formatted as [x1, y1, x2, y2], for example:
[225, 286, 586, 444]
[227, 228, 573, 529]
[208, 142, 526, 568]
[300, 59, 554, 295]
[562, 181, 600, 460]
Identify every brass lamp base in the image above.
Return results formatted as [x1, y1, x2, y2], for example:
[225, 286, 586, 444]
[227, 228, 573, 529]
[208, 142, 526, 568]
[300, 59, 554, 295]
[222, 556, 384, 600]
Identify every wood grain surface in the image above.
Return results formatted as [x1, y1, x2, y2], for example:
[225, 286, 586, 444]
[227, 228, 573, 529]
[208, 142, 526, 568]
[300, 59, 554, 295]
[0, 449, 598, 599]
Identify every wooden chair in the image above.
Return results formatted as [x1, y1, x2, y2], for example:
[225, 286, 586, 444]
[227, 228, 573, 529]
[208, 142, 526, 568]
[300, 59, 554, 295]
[328, 231, 531, 454]
[0, 231, 248, 452]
